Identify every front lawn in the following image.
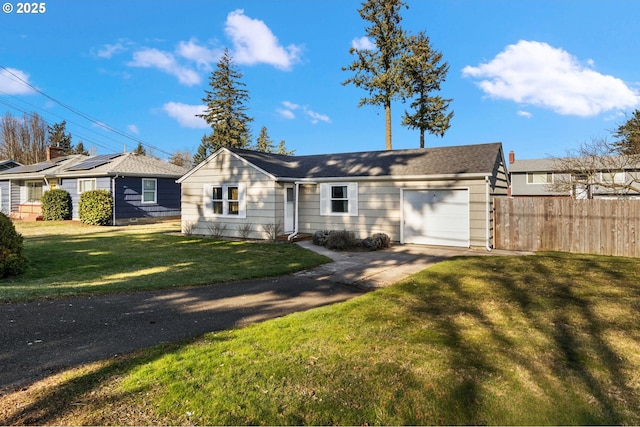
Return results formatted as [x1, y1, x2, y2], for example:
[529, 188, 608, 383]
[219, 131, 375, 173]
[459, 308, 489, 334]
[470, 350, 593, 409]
[2, 252, 639, 425]
[0, 221, 330, 302]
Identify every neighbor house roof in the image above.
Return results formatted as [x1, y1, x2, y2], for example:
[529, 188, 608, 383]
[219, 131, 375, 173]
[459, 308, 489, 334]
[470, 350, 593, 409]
[509, 158, 559, 173]
[179, 142, 505, 182]
[0, 153, 189, 180]
[0, 160, 21, 171]
[510, 156, 640, 173]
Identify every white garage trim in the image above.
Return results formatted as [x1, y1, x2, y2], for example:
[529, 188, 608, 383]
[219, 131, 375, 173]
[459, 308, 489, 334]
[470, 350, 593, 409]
[401, 188, 470, 247]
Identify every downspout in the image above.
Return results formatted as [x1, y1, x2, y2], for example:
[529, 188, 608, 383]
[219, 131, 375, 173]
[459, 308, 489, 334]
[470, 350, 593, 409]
[112, 175, 118, 226]
[485, 176, 493, 252]
[287, 181, 301, 241]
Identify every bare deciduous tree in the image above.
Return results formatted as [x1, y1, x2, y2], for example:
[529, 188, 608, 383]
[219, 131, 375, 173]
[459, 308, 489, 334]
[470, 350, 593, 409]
[550, 137, 640, 198]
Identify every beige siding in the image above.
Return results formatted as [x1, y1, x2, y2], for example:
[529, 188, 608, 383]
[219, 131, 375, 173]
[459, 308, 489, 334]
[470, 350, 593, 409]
[298, 178, 493, 247]
[181, 152, 282, 239]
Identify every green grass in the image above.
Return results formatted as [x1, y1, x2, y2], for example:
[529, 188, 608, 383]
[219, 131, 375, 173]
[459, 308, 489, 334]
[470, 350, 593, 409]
[0, 221, 330, 302]
[2, 252, 639, 425]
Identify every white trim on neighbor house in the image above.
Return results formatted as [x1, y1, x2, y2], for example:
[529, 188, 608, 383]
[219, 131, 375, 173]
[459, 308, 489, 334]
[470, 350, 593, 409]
[77, 178, 96, 194]
[142, 178, 157, 204]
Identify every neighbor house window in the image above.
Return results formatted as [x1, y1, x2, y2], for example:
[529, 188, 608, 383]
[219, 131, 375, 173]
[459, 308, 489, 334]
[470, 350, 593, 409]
[78, 178, 96, 194]
[527, 172, 553, 184]
[204, 183, 246, 218]
[600, 171, 626, 184]
[142, 178, 157, 203]
[320, 183, 358, 216]
[25, 181, 43, 203]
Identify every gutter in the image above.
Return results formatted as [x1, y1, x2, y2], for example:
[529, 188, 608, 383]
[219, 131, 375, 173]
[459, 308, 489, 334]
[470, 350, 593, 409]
[485, 176, 493, 252]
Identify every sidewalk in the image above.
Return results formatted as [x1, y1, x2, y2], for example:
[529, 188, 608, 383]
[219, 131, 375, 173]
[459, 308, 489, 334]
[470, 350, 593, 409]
[296, 240, 529, 289]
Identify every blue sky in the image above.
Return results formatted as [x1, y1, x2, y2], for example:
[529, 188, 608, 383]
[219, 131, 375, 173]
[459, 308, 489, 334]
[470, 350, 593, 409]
[1, 0, 639, 161]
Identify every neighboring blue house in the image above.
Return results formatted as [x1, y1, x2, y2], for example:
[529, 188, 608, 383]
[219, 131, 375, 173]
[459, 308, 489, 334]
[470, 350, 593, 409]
[0, 147, 189, 223]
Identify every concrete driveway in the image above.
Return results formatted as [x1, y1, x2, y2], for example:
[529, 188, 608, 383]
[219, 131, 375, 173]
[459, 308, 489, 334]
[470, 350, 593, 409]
[0, 241, 526, 393]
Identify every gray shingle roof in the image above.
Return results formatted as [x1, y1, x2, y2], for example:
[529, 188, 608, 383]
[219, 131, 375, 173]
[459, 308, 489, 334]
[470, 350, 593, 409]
[0, 153, 189, 179]
[228, 142, 503, 179]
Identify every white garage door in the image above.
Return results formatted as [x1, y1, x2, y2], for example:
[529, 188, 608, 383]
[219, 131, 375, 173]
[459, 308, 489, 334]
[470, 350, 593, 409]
[402, 189, 470, 247]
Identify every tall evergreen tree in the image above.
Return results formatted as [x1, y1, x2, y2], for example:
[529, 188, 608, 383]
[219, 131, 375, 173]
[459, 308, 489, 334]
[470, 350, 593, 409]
[255, 126, 276, 153]
[194, 48, 253, 164]
[342, 0, 411, 150]
[47, 120, 73, 154]
[276, 140, 294, 155]
[613, 109, 640, 155]
[74, 141, 89, 155]
[401, 32, 453, 148]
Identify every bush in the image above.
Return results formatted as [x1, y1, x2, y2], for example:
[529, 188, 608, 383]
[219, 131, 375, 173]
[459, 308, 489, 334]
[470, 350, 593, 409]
[325, 230, 359, 251]
[362, 233, 391, 251]
[0, 212, 28, 277]
[79, 190, 113, 225]
[313, 230, 391, 251]
[41, 188, 72, 221]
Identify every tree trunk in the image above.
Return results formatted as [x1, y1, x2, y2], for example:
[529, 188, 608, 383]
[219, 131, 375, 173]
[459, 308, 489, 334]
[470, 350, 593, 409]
[420, 129, 425, 149]
[385, 102, 392, 150]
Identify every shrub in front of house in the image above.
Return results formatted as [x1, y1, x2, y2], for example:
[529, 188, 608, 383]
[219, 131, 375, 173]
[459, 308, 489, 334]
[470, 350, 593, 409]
[313, 230, 391, 251]
[0, 212, 28, 278]
[41, 188, 72, 221]
[79, 190, 113, 226]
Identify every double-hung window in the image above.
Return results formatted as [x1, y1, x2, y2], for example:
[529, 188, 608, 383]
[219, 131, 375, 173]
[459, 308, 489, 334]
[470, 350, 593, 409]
[205, 183, 245, 218]
[25, 181, 44, 202]
[526, 172, 553, 184]
[78, 178, 96, 194]
[320, 183, 358, 216]
[142, 178, 157, 203]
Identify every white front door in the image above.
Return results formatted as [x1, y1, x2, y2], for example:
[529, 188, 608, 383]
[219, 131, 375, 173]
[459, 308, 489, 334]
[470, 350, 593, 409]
[284, 185, 295, 233]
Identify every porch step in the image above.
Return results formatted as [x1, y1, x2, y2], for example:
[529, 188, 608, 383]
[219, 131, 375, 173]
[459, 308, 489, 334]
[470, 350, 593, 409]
[14, 204, 43, 221]
[276, 233, 312, 243]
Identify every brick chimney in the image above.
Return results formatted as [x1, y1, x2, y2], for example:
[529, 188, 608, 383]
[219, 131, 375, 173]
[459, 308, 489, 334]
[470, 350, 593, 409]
[509, 150, 515, 164]
[46, 146, 65, 161]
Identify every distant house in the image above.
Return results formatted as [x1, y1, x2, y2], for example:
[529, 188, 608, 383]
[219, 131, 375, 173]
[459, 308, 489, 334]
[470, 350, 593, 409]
[178, 142, 509, 248]
[508, 150, 640, 199]
[0, 146, 189, 223]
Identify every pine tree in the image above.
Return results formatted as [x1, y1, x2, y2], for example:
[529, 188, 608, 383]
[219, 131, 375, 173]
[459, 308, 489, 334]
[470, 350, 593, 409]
[194, 49, 253, 164]
[132, 142, 147, 155]
[47, 121, 73, 154]
[276, 140, 294, 155]
[613, 109, 640, 155]
[401, 32, 453, 148]
[342, 0, 411, 150]
[74, 141, 89, 155]
[255, 126, 276, 153]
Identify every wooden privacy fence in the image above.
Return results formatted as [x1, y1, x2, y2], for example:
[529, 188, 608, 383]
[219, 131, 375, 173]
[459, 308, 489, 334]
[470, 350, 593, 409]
[494, 198, 640, 257]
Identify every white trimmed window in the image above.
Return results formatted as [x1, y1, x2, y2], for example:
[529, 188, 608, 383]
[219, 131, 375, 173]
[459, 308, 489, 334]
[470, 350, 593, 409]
[320, 183, 358, 216]
[142, 178, 157, 203]
[527, 172, 553, 184]
[204, 183, 246, 218]
[25, 181, 44, 203]
[600, 171, 626, 184]
[78, 178, 96, 194]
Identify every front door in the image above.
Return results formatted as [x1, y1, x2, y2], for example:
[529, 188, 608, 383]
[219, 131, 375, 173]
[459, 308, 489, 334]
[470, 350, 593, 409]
[284, 185, 295, 233]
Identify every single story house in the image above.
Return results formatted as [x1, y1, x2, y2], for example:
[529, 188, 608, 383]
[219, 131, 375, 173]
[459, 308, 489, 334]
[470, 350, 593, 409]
[178, 142, 509, 248]
[0, 146, 189, 223]
[508, 150, 640, 199]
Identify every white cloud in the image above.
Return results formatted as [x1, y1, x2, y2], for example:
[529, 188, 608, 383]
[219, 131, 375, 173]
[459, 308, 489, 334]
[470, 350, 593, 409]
[128, 48, 201, 86]
[351, 36, 376, 51]
[163, 102, 208, 128]
[305, 110, 331, 124]
[517, 110, 532, 119]
[0, 67, 36, 95]
[176, 38, 222, 71]
[462, 40, 639, 117]
[276, 101, 330, 124]
[127, 124, 140, 134]
[225, 9, 301, 70]
[96, 42, 128, 59]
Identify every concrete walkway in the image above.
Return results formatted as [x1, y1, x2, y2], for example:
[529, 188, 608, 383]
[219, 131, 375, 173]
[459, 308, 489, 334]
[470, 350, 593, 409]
[296, 240, 528, 289]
